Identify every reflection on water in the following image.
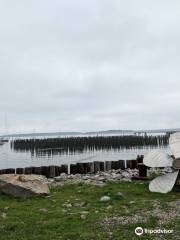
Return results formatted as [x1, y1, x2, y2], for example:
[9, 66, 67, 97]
[0, 141, 169, 169]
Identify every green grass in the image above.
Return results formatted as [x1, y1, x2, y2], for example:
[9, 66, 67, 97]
[0, 181, 179, 240]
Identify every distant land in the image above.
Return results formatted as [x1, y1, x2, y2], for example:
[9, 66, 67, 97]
[1, 128, 180, 138]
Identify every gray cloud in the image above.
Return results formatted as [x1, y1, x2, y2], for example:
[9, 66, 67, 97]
[0, 0, 180, 134]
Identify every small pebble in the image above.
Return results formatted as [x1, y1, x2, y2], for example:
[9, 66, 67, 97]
[62, 203, 72, 208]
[39, 208, 48, 213]
[74, 202, 87, 207]
[116, 192, 123, 197]
[107, 205, 113, 210]
[80, 214, 87, 220]
[100, 196, 111, 202]
[62, 209, 67, 213]
[66, 204, 72, 208]
[2, 213, 7, 219]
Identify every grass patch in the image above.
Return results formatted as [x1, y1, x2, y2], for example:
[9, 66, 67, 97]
[0, 181, 179, 240]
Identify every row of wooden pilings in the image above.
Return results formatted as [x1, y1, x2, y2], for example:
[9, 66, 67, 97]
[0, 155, 147, 179]
[11, 135, 169, 151]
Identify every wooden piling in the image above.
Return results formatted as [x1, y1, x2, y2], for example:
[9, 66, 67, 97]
[60, 165, 68, 174]
[6, 168, 15, 174]
[76, 163, 84, 174]
[111, 161, 120, 170]
[0, 153, 148, 178]
[99, 162, 105, 171]
[55, 166, 63, 176]
[48, 165, 56, 178]
[40, 166, 49, 177]
[138, 163, 147, 177]
[32, 167, 41, 175]
[105, 161, 112, 171]
[137, 155, 144, 164]
[24, 167, 33, 174]
[0, 168, 15, 174]
[118, 160, 125, 170]
[86, 162, 94, 173]
[83, 163, 89, 174]
[16, 168, 24, 174]
[89, 162, 94, 173]
[94, 161, 101, 173]
[11, 135, 169, 152]
[70, 164, 78, 174]
[0, 169, 6, 174]
[127, 160, 137, 169]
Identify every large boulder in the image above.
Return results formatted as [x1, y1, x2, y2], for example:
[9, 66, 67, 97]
[0, 174, 50, 198]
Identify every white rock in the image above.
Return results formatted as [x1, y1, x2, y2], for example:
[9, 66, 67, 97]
[1, 213, 7, 218]
[82, 176, 89, 180]
[79, 211, 89, 215]
[100, 196, 111, 202]
[116, 192, 123, 197]
[107, 205, 113, 210]
[80, 214, 87, 220]
[39, 208, 48, 213]
[121, 172, 130, 178]
[66, 203, 72, 208]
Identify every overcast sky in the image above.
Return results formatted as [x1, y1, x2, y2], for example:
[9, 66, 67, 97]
[0, 1, 180, 134]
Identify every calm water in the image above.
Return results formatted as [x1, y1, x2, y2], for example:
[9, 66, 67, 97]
[0, 139, 169, 169]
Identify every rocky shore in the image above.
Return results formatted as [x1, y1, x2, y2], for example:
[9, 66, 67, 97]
[50, 168, 137, 187]
[49, 167, 172, 187]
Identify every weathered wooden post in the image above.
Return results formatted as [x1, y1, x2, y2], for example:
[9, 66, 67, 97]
[137, 155, 147, 178]
[118, 160, 125, 170]
[48, 165, 56, 178]
[126, 160, 138, 169]
[138, 163, 147, 177]
[137, 155, 144, 164]
[0, 168, 15, 174]
[132, 160, 138, 169]
[83, 163, 91, 174]
[138, 163, 148, 178]
[174, 172, 180, 191]
[111, 160, 126, 170]
[70, 164, 78, 174]
[16, 168, 24, 174]
[99, 162, 105, 171]
[5, 168, 15, 174]
[89, 162, 94, 173]
[105, 161, 111, 171]
[111, 161, 118, 170]
[40, 166, 49, 177]
[0, 169, 6, 174]
[76, 163, 84, 174]
[94, 161, 101, 173]
[55, 166, 63, 176]
[86, 162, 94, 173]
[32, 167, 41, 175]
[61, 165, 68, 174]
[131, 155, 149, 180]
[24, 167, 33, 174]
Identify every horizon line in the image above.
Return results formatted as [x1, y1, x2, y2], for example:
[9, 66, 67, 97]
[1, 127, 180, 137]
